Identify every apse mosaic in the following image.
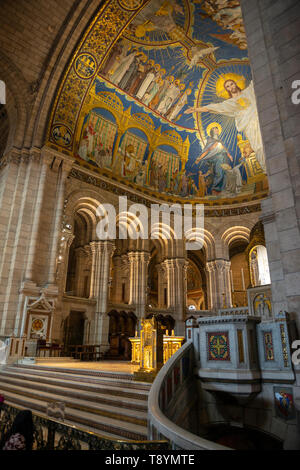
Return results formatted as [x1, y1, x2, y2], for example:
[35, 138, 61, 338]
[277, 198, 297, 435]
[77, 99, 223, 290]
[48, 0, 269, 203]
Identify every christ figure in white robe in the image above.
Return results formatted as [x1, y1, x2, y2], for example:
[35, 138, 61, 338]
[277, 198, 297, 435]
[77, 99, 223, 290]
[185, 79, 266, 171]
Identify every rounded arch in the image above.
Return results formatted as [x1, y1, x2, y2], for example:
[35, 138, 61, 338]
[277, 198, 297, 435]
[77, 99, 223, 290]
[150, 222, 185, 259]
[116, 210, 148, 245]
[221, 226, 251, 257]
[0, 50, 29, 153]
[65, 189, 109, 232]
[185, 227, 215, 261]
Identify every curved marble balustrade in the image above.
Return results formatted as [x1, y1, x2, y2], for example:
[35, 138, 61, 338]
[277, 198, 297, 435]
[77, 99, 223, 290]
[147, 341, 229, 450]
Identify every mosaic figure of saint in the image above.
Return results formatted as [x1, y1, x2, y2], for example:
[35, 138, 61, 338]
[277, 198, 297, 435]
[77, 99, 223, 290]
[128, 54, 148, 96]
[195, 122, 233, 195]
[119, 54, 142, 92]
[167, 86, 192, 121]
[101, 42, 123, 77]
[185, 73, 266, 171]
[143, 76, 161, 106]
[110, 50, 138, 86]
[78, 124, 96, 161]
[136, 60, 156, 100]
[134, 163, 147, 186]
[156, 76, 177, 115]
[222, 161, 244, 194]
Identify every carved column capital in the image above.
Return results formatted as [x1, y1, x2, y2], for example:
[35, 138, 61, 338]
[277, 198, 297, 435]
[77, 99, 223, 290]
[89, 240, 115, 256]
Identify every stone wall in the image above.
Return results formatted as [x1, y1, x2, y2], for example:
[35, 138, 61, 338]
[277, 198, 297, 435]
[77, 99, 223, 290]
[241, 0, 300, 329]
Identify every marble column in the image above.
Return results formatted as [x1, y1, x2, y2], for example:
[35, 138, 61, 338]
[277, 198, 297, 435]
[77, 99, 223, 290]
[110, 254, 123, 303]
[163, 258, 188, 334]
[48, 159, 74, 285]
[156, 263, 167, 308]
[58, 230, 75, 295]
[128, 251, 150, 319]
[206, 260, 232, 310]
[24, 153, 52, 281]
[89, 241, 115, 349]
[74, 247, 87, 297]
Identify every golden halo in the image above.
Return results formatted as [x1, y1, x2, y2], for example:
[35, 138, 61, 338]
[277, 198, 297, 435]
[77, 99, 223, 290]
[216, 73, 246, 99]
[206, 122, 222, 136]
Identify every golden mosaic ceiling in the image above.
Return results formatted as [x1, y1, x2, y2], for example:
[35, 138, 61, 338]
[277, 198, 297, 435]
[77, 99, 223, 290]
[47, 0, 268, 206]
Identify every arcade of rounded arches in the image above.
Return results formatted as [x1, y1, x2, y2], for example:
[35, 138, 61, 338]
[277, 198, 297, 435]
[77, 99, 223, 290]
[57, 195, 270, 359]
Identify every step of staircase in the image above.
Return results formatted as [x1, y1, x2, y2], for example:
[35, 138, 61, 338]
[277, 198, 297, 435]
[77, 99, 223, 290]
[35, 357, 81, 363]
[0, 364, 151, 441]
[0, 371, 148, 410]
[12, 363, 138, 382]
[3, 365, 150, 396]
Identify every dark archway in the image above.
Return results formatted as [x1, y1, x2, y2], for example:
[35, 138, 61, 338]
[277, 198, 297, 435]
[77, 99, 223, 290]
[63, 310, 85, 349]
[146, 313, 175, 334]
[107, 310, 137, 360]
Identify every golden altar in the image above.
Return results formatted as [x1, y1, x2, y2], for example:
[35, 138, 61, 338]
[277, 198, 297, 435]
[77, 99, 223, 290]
[129, 318, 185, 381]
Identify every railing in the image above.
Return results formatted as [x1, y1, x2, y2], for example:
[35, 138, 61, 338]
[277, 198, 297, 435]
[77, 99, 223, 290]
[186, 309, 216, 318]
[148, 342, 229, 450]
[218, 307, 249, 316]
[0, 403, 169, 451]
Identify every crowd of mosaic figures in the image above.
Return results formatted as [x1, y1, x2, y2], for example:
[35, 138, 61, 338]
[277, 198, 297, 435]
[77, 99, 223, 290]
[100, 40, 192, 122]
[111, 144, 200, 197]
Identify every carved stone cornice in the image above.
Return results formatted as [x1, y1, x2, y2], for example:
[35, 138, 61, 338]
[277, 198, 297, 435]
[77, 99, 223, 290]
[206, 259, 230, 273]
[68, 166, 263, 218]
[0, 148, 21, 169]
[89, 240, 115, 255]
[197, 315, 260, 325]
[127, 250, 150, 265]
[259, 212, 276, 225]
[0, 147, 43, 170]
[41, 145, 75, 174]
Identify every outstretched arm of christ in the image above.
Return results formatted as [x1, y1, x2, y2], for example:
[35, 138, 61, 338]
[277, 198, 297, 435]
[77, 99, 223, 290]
[185, 105, 210, 114]
[184, 100, 237, 118]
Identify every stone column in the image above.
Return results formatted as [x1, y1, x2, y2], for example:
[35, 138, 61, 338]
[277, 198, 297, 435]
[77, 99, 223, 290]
[110, 254, 123, 303]
[57, 230, 75, 295]
[48, 157, 74, 285]
[24, 152, 52, 281]
[163, 258, 188, 334]
[206, 260, 232, 310]
[156, 263, 167, 308]
[74, 247, 87, 297]
[206, 261, 216, 310]
[223, 260, 233, 308]
[128, 251, 150, 319]
[240, 0, 300, 332]
[89, 241, 115, 349]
